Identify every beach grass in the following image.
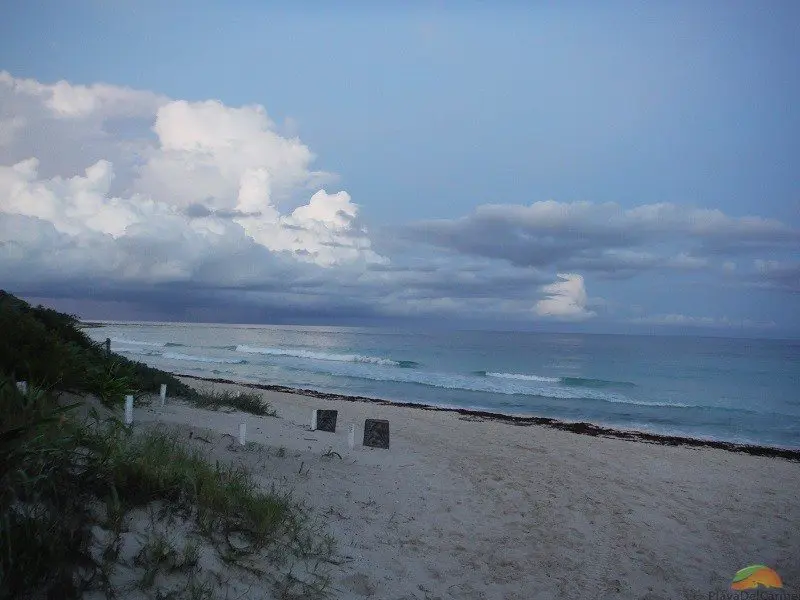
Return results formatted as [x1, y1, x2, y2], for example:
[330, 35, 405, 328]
[79, 425, 297, 547]
[188, 386, 278, 417]
[0, 291, 331, 598]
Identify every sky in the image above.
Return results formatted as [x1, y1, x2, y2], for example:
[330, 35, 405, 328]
[0, 1, 798, 336]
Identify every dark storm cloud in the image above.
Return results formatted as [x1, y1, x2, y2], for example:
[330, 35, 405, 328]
[2, 71, 797, 332]
[5, 240, 552, 324]
[408, 201, 800, 277]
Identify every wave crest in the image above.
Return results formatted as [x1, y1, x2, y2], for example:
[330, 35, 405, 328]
[115, 347, 245, 364]
[235, 345, 412, 367]
[484, 371, 560, 383]
[482, 371, 635, 389]
[110, 337, 164, 347]
[162, 352, 246, 364]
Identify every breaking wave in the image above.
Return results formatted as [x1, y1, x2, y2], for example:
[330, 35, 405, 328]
[110, 337, 165, 347]
[480, 371, 635, 388]
[235, 345, 417, 367]
[162, 352, 246, 364]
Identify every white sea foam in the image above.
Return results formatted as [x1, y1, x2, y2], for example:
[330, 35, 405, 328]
[115, 347, 160, 357]
[114, 347, 244, 364]
[486, 372, 560, 383]
[162, 352, 246, 364]
[110, 337, 165, 347]
[85, 323, 798, 448]
[298, 363, 696, 408]
[301, 363, 603, 399]
[235, 345, 400, 366]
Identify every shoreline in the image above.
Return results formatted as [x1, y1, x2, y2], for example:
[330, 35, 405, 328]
[177, 372, 800, 461]
[149, 376, 800, 597]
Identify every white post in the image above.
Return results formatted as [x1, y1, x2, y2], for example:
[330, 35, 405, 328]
[124, 395, 133, 426]
[238, 422, 246, 446]
[159, 383, 167, 407]
[348, 423, 355, 449]
[16, 381, 28, 394]
[310, 409, 318, 431]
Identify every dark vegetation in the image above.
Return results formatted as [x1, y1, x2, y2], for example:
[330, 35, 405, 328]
[0, 290, 277, 415]
[0, 291, 330, 599]
[0, 290, 195, 402]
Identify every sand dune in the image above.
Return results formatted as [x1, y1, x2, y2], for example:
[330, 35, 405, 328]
[130, 378, 800, 599]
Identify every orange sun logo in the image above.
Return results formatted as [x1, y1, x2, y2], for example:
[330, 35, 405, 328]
[730, 565, 782, 590]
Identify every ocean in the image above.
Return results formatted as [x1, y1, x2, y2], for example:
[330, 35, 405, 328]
[85, 323, 800, 449]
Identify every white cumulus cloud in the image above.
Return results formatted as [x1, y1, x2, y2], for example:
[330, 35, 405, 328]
[1, 71, 795, 327]
[534, 273, 596, 321]
[0, 71, 383, 284]
[136, 99, 328, 209]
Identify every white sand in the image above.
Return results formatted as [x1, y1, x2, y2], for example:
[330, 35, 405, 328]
[129, 378, 800, 599]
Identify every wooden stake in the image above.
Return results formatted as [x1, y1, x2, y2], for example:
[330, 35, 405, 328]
[124, 395, 133, 426]
[310, 409, 318, 431]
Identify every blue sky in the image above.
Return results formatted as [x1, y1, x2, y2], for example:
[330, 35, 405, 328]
[1, 1, 798, 335]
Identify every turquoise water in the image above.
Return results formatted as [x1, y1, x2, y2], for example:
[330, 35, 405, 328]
[87, 323, 800, 449]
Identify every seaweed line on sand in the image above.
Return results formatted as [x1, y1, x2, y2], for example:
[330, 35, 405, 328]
[176, 373, 800, 462]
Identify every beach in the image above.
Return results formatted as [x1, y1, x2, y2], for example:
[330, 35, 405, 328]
[131, 376, 800, 599]
[89, 324, 800, 451]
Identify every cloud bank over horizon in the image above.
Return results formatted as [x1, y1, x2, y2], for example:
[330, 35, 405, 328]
[0, 72, 796, 334]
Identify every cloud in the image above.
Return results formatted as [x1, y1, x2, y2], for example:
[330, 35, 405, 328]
[752, 260, 800, 293]
[0, 71, 796, 330]
[0, 66, 547, 324]
[136, 99, 331, 209]
[0, 71, 383, 282]
[409, 200, 799, 277]
[0, 71, 165, 120]
[534, 273, 596, 321]
[0, 158, 159, 238]
[629, 313, 776, 329]
[1, 71, 568, 324]
[0, 71, 166, 185]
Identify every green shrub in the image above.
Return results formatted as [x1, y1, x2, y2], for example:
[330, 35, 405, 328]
[83, 358, 136, 407]
[0, 291, 325, 597]
[0, 290, 196, 403]
[0, 385, 307, 599]
[0, 376, 89, 598]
